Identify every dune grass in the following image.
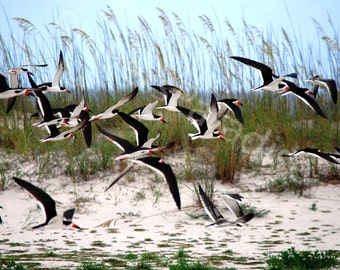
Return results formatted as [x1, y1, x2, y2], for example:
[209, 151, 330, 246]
[0, 7, 339, 186]
[266, 247, 338, 270]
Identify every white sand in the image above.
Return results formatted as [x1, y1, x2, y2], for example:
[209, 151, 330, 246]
[1, 150, 339, 269]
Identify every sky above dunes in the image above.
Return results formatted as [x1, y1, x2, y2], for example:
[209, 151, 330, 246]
[2, 0, 338, 43]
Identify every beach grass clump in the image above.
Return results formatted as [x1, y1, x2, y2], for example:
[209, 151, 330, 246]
[169, 248, 226, 270]
[265, 247, 338, 270]
[240, 203, 270, 218]
[214, 138, 243, 183]
[76, 261, 112, 270]
[266, 174, 311, 195]
[0, 259, 26, 270]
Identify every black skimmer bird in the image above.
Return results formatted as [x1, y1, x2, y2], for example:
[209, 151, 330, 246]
[31, 51, 70, 93]
[129, 100, 167, 123]
[96, 123, 173, 160]
[205, 93, 243, 130]
[90, 87, 138, 121]
[105, 157, 181, 210]
[220, 193, 247, 219]
[0, 73, 31, 103]
[151, 85, 183, 112]
[40, 113, 90, 143]
[1, 67, 32, 113]
[279, 80, 328, 119]
[58, 92, 91, 130]
[306, 75, 338, 104]
[13, 177, 81, 229]
[0, 85, 31, 99]
[177, 105, 224, 140]
[198, 185, 253, 227]
[59, 93, 92, 147]
[2, 67, 31, 89]
[217, 98, 244, 124]
[230, 56, 297, 91]
[2, 63, 47, 80]
[97, 110, 173, 158]
[281, 148, 340, 165]
[36, 115, 91, 146]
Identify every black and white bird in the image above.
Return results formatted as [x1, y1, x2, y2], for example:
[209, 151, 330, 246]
[32, 51, 69, 93]
[279, 80, 328, 119]
[198, 185, 253, 227]
[96, 123, 173, 161]
[1, 67, 34, 113]
[305, 75, 338, 104]
[13, 177, 81, 229]
[220, 193, 246, 219]
[151, 85, 183, 112]
[129, 100, 167, 123]
[89, 87, 138, 121]
[40, 115, 90, 144]
[206, 93, 244, 129]
[281, 148, 340, 165]
[230, 56, 297, 91]
[177, 95, 224, 141]
[217, 98, 244, 125]
[0, 73, 31, 110]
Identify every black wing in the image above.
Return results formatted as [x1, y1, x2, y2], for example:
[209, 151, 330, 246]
[138, 157, 181, 210]
[198, 184, 223, 222]
[117, 111, 149, 147]
[96, 123, 135, 152]
[13, 177, 57, 227]
[230, 56, 273, 85]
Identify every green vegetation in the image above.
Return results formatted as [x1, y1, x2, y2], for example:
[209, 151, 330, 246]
[169, 249, 232, 270]
[309, 202, 317, 211]
[266, 176, 302, 193]
[0, 248, 338, 269]
[76, 262, 110, 270]
[240, 203, 270, 218]
[0, 259, 26, 270]
[266, 247, 338, 270]
[0, 7, 338, 187]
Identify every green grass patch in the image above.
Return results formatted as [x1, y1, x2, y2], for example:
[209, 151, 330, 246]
[266, 247, 338, 270]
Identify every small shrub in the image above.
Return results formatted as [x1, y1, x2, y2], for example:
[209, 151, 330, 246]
[128, 261, 153, 270]
[309, 203, 317, 211]
[214, 139, 243, 183]
[0, 259, 26, 270]
[240, 203, 270, 218]
[169, 249, 223, 270]
[76, 262, 111, 270]
[266, 247, 338, 270]
[266, 175, 306, 194]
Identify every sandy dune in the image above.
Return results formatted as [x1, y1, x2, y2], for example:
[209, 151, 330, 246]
[1, 150, 339, 269]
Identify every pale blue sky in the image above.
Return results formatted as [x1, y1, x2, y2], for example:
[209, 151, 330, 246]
[1, 0, 338, 41]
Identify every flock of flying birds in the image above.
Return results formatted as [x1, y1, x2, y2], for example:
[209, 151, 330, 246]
[0, 50, 338, 229]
